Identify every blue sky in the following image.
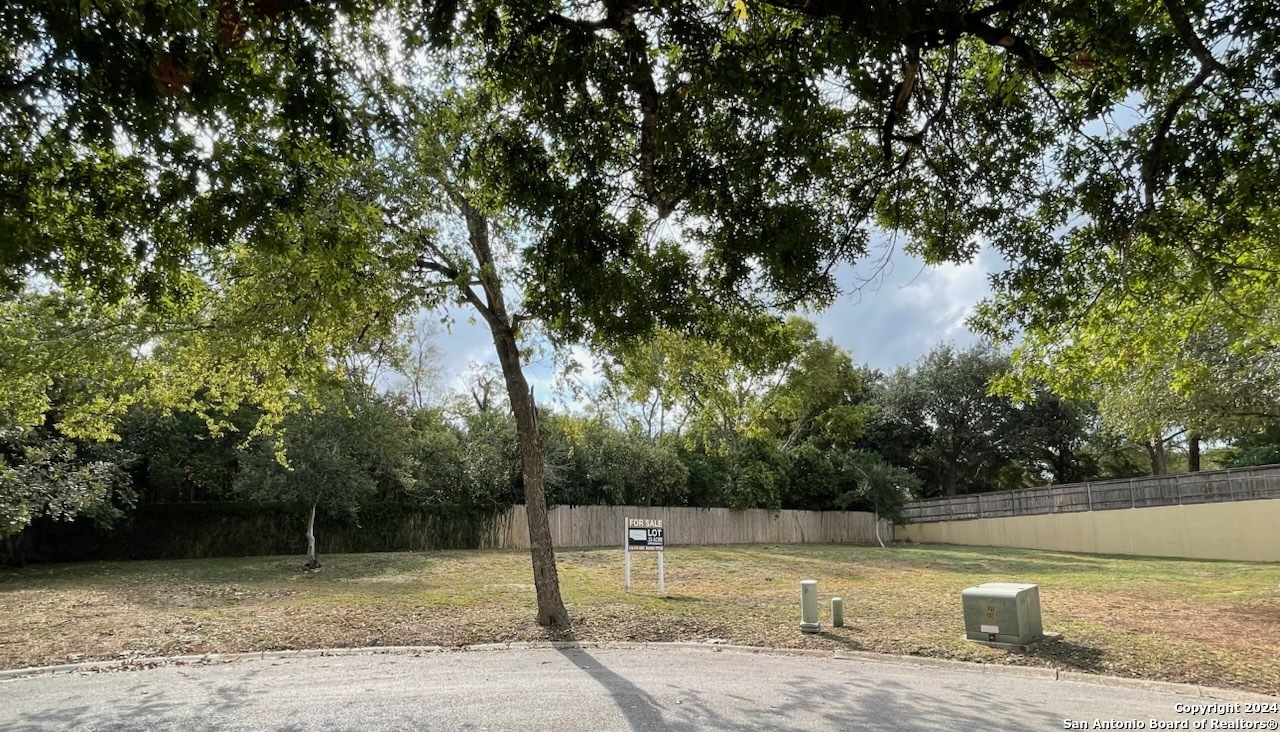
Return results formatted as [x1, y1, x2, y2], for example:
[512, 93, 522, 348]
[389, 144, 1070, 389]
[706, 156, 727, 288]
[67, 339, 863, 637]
[420, 242, 1000, 408]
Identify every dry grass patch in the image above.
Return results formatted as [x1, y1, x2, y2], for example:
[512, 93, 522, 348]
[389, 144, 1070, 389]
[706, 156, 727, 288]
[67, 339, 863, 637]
[2, 544, 1277, 694]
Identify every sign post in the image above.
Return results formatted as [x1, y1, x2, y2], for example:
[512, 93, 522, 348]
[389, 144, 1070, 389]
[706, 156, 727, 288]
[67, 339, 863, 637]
[624, 517, 664, 594]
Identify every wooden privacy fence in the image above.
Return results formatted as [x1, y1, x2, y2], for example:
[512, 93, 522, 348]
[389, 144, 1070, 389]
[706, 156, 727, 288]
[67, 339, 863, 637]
[901, 464, 1280, 524]
[483, 505, 891, 549]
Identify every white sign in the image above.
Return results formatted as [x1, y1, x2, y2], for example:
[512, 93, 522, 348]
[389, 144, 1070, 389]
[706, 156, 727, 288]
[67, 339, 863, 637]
[624, 517, 665, 593]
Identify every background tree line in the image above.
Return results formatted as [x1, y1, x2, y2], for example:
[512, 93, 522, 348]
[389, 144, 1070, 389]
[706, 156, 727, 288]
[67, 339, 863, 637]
[8, 314, 1277, 562]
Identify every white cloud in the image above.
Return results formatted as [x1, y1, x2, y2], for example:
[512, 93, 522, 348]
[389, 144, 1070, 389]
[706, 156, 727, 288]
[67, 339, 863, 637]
[426, 244, 1005, 399]
[811, 245, 1001, 373]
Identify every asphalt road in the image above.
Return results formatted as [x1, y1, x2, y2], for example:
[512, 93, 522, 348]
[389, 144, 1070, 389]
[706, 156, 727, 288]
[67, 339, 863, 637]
[0, 648, 1268, 732]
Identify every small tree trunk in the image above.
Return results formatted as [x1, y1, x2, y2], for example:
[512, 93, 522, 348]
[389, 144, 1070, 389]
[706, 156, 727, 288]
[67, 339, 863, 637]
[1188, 433, 1201, 473]
[305, 502, 320, 570]
[873, 510, 885, 548]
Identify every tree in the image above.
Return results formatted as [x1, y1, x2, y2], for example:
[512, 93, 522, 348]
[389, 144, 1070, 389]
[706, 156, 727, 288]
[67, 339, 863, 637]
[457, 407, 522, 508]
[756, 329, 872, 453]
[234, 386, 416, 569]
[599, 317, 844, 508]
[548, 417, 690, 507]
[1, 427, 135, 540]
[876, 345, 1019, 496]
[2, 0, 397, 304]
[989, 283, 1280, 474]
[366, 90, 581, 627]
[1222, 424, 1280, 469]
[395, 317, 447, 411]
[117, 406, 248, 503]
[838, 451, 920, 544]
[1005, 388, 1100, 485]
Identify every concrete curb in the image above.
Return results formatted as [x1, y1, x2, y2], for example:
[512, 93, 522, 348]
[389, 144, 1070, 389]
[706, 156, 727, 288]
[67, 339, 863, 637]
[0, 646, 448, 682]
[832, 649, 1060, 680]
[1, 643, 1275, 701]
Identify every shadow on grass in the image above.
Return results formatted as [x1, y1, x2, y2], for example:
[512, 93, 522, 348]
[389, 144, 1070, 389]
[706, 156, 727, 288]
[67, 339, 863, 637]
[1023, 638, 1107, 673]
[658, 595, 698, 603]
[817, 630, 866, 652]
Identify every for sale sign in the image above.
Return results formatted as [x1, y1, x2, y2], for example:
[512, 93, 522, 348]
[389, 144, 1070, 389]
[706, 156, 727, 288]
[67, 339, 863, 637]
[624, 517, 666, 593]
[626, 518, 664, 551]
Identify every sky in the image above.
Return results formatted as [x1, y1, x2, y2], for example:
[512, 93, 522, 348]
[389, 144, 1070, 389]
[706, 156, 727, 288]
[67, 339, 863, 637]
[414, 241, 1002, 410]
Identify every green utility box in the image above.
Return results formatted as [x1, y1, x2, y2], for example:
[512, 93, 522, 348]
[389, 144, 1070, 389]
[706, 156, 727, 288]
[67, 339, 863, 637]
[961, 582, 1044, 647]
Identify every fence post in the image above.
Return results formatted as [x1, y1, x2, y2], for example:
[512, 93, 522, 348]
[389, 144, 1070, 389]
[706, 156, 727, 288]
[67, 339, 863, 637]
[1175, 473, 1182, 506]
[977, 495, 983, 519]
[1227, 468, 1236, 501]
[1086, 482, 1093, 511]
[1129, 479, 1136, 509]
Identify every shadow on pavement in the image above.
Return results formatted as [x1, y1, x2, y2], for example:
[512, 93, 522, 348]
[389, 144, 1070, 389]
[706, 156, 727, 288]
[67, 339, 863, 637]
[555, 646, 1063, 731]
[554, 646, 703, 732]
[3, 664, 269, 732]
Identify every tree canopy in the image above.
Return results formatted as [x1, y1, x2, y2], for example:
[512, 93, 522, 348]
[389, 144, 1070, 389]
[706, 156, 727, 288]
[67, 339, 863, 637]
[7, 0, 1277, 357]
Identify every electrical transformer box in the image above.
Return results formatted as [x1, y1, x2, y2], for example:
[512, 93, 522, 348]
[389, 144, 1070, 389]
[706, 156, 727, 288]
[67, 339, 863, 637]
[961, 582, 1044, 646]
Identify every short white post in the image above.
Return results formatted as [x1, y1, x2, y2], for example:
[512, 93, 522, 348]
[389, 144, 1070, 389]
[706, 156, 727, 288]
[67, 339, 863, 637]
[624, 517, 632, 593]
[800, 579, 820, 634]
[831, 597, 844, 628]
[657, 551, 665, 594]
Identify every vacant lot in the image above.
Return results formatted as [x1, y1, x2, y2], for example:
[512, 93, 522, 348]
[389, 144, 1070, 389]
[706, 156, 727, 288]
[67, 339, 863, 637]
[2, 544, 1278, 694]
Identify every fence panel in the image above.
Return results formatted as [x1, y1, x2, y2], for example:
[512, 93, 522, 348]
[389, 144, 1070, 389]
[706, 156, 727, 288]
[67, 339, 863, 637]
[900, 464, 1280, 523]
[484, 505, 890, 549]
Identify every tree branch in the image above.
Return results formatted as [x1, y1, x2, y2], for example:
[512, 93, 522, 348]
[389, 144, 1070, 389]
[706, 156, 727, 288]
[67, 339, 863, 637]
[757, 0, 1058, 74]
[883, 45, 922, 164]
[616, 9, 673, 218]
[1162, 0, 1227, 73]
[967, 0, 1028, 22]
[1140, 0, 1227, 213]
[960, 17, 1059, 73]
[462, 284, 505, 332]
[0, 63, 49, 95]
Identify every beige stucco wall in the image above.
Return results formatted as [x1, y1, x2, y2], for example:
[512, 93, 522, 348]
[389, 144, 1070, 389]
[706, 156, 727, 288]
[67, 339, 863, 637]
[895, 498, 1280, 562]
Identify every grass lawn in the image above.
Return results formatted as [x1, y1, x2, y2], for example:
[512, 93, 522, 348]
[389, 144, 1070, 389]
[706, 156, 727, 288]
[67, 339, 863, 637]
[2, 544, 1278, 694]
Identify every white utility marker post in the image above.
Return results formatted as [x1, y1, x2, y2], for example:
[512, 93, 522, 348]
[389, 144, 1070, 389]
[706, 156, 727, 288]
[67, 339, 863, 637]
[800, 579, 820, 634]
[624, 517, 665, 594]
[657, 550, 665, 593]
[831, 597, 844, 627]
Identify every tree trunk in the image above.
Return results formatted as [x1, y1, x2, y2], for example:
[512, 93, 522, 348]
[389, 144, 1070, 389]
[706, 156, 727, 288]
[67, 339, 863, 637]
[1188, 433, 1201, 473]
[490, 328, 571, 628]
[460, 204, 570, 629]
[873, 510, 885, 548]
[305, 502, 320, 570]
[1145, 440, 1168, 476]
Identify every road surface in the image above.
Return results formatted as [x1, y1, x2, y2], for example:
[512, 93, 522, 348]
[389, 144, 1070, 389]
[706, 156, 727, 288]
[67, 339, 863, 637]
[1, 648, 1271, 731]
